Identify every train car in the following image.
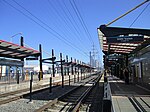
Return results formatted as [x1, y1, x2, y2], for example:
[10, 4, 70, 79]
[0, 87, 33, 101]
[129, 45, 150, 89]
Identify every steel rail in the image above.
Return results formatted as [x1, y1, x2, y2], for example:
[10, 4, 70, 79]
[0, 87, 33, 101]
[129, 97, 147, 112]
[35, 75, 101, 112]
[0, 79, 70, 105]
[72, 74, 102, 112]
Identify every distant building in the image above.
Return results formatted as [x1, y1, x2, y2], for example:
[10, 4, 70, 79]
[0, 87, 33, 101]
[24, 65, 51, 74]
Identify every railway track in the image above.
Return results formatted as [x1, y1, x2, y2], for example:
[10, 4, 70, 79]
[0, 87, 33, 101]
[0, 73, 98, 105]
[0, 73, 101, 112]
[79, 77, 103, 112]
[0, 79, 71, 105]
[35, 74, 102, 112]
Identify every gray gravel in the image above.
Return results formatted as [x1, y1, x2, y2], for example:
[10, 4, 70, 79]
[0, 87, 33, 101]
[0, 86, 74, 112]
[0, 75, 98, 112]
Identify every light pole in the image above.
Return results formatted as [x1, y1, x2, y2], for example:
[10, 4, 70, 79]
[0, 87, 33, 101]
[10, 32, 22, 43]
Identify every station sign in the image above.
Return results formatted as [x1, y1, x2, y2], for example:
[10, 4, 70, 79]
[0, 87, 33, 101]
[106, 36, 144, 43]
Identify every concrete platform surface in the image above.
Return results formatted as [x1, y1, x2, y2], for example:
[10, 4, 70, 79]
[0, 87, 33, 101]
[108, 76, 150, 112]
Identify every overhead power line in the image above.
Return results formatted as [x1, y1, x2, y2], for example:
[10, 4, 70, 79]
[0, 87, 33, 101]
[70, 0, 94, 45]
[58, 0, 88, 48]
[70, 0, 101, 62]
[129, 2, 150, 27]
[47, 0, 89, 52]
[106, 0, 150, 26]
[3, 0, 89, 57]
[62, 1, 85, 39]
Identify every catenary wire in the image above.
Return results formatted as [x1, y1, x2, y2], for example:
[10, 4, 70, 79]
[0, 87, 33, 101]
[47, 0, 89, 52]
[3, 0, 89, 58]
[70, 0, 94, 45]
[11, 0, 89, 56]
[13, 0, 89, 57]
[47, 0, 79, 41]
[106, 0, 150, 26]
[62, 0, 88, 41]
[57, 0, 89, 51]
[129, 2, 150, 27]
[70, 0, 100, 63]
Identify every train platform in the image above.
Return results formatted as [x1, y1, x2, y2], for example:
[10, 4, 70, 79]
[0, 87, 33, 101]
[108, 76, 150, 112]
[0, 74, 76, 94]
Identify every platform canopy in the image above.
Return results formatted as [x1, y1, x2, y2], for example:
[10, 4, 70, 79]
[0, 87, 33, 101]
[97, 25, 150, 54]
[0, 40, 40, 59]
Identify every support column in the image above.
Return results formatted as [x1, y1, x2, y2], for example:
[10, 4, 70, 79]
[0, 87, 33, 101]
[80, 61, 82, 80]
[52, 49, 55, 77]
[66, 55, 70, 85]
[17, 67, 19, 84]
[77, 60, 79, 82]
[39, 44, 43, 80]
[20, 36, 24, 81]
[71, 57, 74, 83]
[60, 53, 64, 88]
[66, 55, 69, 76]
[74, 59, 76, 83]
[125, 54, 128, 67]
[71, 57, 73, 75]
[90, 52, 92, 75]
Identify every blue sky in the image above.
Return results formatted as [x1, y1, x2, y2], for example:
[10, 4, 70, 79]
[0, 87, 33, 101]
[0, 0, 150, 65]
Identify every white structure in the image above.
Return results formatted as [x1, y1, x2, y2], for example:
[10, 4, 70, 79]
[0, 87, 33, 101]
[24, 65, 51, 74]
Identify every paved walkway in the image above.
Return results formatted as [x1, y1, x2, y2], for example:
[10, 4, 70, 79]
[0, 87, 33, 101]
[108, 76, 150, 112]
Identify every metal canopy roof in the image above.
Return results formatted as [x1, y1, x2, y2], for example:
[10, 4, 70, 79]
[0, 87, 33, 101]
[97, 25, 150, 54]
[0, 40, 40, 59]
